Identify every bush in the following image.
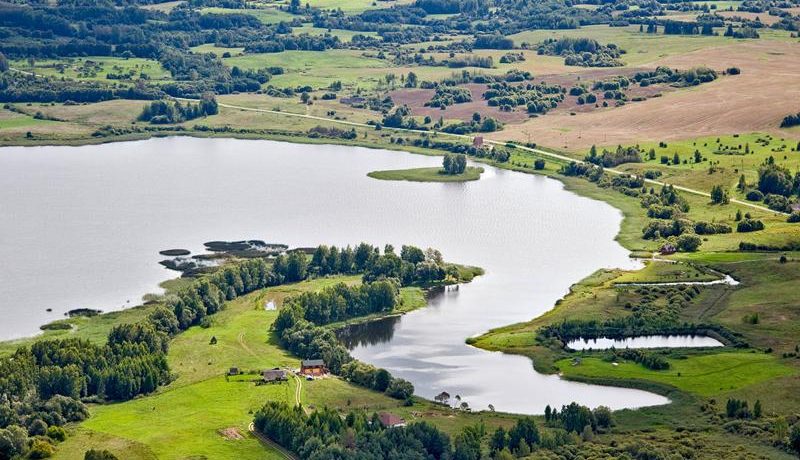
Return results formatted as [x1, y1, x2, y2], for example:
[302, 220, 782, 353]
[676, 234, 702, 252]
[85, 449, 119, 460]
[788, 212, 800, 223]
[28, 439, 56, 459]
[533, 159, 545, 170]
[745, 190, 764, 201]
[385, 378, 414, 400]
[45, 426, 66, 442]
[737, 219, 765, 233]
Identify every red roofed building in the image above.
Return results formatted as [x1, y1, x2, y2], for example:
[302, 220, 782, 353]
[378, 412, 406, 428]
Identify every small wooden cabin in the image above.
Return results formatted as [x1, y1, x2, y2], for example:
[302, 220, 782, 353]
[262, 368, 287, 383]
[300, 359, 327, 376]
[378, 412, 406, 428]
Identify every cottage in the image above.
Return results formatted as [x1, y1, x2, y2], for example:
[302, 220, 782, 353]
[300, 359, 327, 376]
[660, 243, 677, 255]
[262, 368, 287, 383]
[378, 412, 406, 428]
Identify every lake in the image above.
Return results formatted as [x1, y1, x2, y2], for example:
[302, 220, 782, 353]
[566, 335, 725, 350]
[0, 136, 668, 413]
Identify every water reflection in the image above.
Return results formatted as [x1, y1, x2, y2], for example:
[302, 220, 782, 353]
[567, 335, 724, 350]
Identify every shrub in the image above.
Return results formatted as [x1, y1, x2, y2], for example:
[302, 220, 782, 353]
[533, 159, 545, 170]
[788, 212, 800, 223]
[745, 190, 764, 201]
[85, 450, 119, 460]
[676, 234, 702, 252]
[45, 426, 66, 442]
[737, 219, 765, 233]
[28, 439, 56, 459]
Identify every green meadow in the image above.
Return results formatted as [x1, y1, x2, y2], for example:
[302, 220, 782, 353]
[557, 352, 795, 396]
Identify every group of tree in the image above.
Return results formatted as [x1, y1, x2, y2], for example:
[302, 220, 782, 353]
[138, 96, 218, 124]
[585, 144, 642, 167]
[253, 402, 451, 459]
[425, 86, 472, 109]
[781, 111, 800, 128]
[537, 37, 624, 67]
[279, 280, 399, 328]
[442, 153, 467, 175]
[633, 66, 717, 87]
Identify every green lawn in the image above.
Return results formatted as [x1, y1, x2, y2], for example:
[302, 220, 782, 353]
[557, 352, 796, 396]
[367, 166, 484, 182]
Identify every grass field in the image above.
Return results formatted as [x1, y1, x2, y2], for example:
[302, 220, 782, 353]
[509, 25, 731, 67]
[223, 49, 392, 89]
[12, 57, 171, 83]
[367, 166, 484, 182]
[200, 6, 294, 24]
[613, 260, 720, 283]
[609, 132, 800, 196]
[557, 352, 796, 396]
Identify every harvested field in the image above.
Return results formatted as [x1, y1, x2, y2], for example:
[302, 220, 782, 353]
[715, 10, 782, 24]
[491, 40, 800, 151]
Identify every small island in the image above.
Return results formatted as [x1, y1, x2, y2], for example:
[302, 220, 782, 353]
[368, 153, 483, 182]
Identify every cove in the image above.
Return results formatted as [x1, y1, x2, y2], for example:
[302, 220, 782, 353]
[0, 136, 669, 413]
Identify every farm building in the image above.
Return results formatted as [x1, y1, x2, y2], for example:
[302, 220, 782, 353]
[473, 136, 484, 148]
[300, 359, 327, 376]
[378, 412, 406, 428]
[228, 367, 240, 376]
[262, 368, 287, 383]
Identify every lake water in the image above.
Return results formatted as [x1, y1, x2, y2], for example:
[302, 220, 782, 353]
[0, 136, 668, 413]
[566, 335, 724, 350]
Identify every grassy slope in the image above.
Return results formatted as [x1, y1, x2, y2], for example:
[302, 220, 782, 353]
[367, 166, 484, 182]
[49, 271, 513, 459]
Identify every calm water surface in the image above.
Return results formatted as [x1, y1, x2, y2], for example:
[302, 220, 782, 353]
[566, 335, 724, 350]
[0, 136, 668, 413]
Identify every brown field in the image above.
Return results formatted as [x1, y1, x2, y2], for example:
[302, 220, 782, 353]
[715, 10, 782, 24]
[391, 68, 676, 123]
[389, 84, 529, 123]
[490, 40, 800, 151]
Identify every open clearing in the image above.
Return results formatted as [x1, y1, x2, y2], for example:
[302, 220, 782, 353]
[492, 40, 800, 151]
[557, 352, 796, 396]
